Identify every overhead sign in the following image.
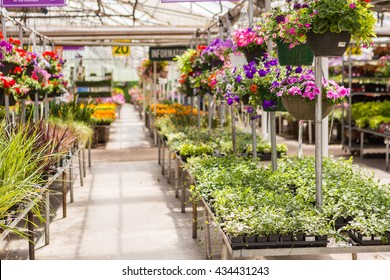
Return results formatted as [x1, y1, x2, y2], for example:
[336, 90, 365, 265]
[1, 0, 66, 8]
[112, 40, 131, 56]
[149, 46, 187, 61]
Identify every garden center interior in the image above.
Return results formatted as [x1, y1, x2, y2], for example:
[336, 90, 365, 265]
[1, 0, 390, 261]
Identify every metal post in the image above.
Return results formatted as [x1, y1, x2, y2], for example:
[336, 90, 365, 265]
[44, 93, 49, 120]
[262, 111, 269, 141]
[231, 105, 237, 154]
[298, 120, 304, 158]
[248, 0, 254, 26]
[220, 100, 224, 129]
[308, 121, 313, 144]
[252, 118, 257, 160]
[153, 61, 157, 112]
[322, 58, 329, 156]
[44, 191, 50, 245]
[270, 111, 277, 171]
[208, 94, 213, 134]
[197, 95, 201, 129]
[192, 198, 198, 239]
[348, 53, 352, 154]
[142, 82, 146, 120]
[78, 149, 83, 187]
[315, 57, 323, 208]
[27, 211, 35, 260]
[88, 136, 92, 167]
[204, 209, 212, 260]
[62, 171, 67, 218]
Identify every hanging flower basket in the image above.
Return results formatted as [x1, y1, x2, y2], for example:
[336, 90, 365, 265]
[25, 65, 35, 76]
[262, 97, 285, 112]
[281, 95, 333, 121]
[28, 90, 45, 102]
[276, 41, 314, 66]
[242, 46, 266, 64]
[306, 31, 351, 57]
[253, 86, 286, 112]
[0, 89, 17, 106]
[0, 62, 18, 76]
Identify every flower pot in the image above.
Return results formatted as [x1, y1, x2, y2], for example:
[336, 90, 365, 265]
[281, 234, 292, 242]
[306, 31, 351, 57]
[277, 41, 314, 66]
[256, 235, 268, 242]
[244, 236, 256, 243]
[293, 233, 305, 241]
[242, 46, 266, 64]
[29, 90, 45, 102]
[0, 89, 17, 106]
[268, 234, 280, 242]
[241, 94, 250, 105]
[25, 65, 35, 76]
[281, 95, 334, 121]
[0, 62, 18, 75]
[230, 236, 244, 243]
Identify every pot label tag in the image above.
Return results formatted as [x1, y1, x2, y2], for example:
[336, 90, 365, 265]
[305, 236, 315, 242]
[338, 42, 346, 47]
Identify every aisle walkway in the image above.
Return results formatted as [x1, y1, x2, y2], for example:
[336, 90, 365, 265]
[37, 104, 204, 259]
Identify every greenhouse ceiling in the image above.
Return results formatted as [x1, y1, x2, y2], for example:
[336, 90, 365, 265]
[1, 0, 390, 47]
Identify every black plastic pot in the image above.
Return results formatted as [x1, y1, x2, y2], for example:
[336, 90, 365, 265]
[0, 89, 17, 106]
[306, 31, 351, 57]
[0, 62, 18, 75]
[244, 236, 256, 243]
[268, 234, 280, 242]
[242, 46, 266, 64]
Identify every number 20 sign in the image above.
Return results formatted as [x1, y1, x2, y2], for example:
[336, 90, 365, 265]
[112, 41, 131, 56]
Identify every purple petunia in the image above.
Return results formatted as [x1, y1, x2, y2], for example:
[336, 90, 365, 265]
[262, 100, 276, 109]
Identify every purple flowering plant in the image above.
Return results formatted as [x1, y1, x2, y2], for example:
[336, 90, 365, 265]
[199, 38, 232, 71]
[261, 1, 312, 49]
[242, 55, 285, 109]
[214, 66, 246, 104]
[271, 66, 350, 104]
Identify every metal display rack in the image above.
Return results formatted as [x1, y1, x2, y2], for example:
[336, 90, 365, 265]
[0, 145, 87, 260]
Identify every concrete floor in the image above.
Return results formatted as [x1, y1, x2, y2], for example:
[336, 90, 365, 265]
[3, 104, 390, 260]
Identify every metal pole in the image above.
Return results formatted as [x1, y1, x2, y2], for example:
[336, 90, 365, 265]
[231, 105, 237, 154]
[348, 53, 352, 154]
[322, 58, 329, 156]
[315, 57, 323, 208]
[270, 111, 277, 171]
[252, 118, 257, 160]
[142, 81, 146, 120]
[197, 95, 201, 129]
[248, 0, 254, 26]
[220, 100, 224, 129]
[208, 94, 213, 134]
[298, 120, 303, 158]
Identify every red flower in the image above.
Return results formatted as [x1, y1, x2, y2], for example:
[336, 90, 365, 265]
[12, 66, 23, 74]
[32, 74, 39, 80]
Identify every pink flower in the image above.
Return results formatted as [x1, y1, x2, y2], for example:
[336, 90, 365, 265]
[305, 23, 311, 28]
[289, 28, 297, 35]
[349, 3, 356, 9]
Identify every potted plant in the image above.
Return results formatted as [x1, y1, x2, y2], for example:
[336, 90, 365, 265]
[232, 26, 268, 64]
[272, 66, 350, 120]
[262, 2, 314, 65]
[301, 0, 376, 57]
[0, 74, 17, 106]
[239, 55, 285, 111]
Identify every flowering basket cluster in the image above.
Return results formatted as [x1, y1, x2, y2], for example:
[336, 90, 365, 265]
[271, 66, 350, 104]
[261, 0, 376, 49]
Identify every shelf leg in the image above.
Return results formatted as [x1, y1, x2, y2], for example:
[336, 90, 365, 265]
[386, 138, 389, 171]
[192, 197, 198, 239]
[221, 242, 233, 260]
[175, 157, 179, 198]
[360, 132, 364, 158]
[167, 151, 171, 183]
[181, 170, 186, 213]
[44, 191, 50, 246]
[27, 211, 35, 260]
[62, 171, 67, 218]
[204, 208, 212, 260]
[352, 253, 358, 260]
[78, 149, 83, 187]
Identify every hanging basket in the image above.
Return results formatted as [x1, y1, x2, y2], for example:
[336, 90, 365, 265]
[0, 89, 17, 106]
[262, 97, 286, 112]
[28, 90, 45, 102]
[253, 86, 286, 112]
[0, 62, 18, 75]
[242, 46, 266, 64]
[25, 65, 35, 76]
[281, 95, 333, 121]
[277, 41, 314, 66]
[306, 31, 351, 57]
